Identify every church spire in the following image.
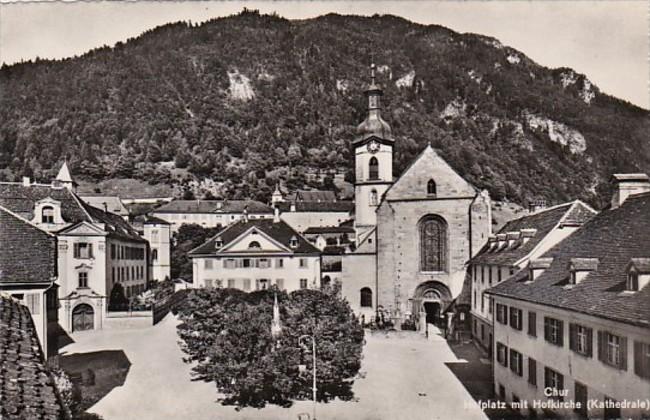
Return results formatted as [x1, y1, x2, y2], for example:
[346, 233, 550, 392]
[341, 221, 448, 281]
[355, 63, 393, 143]
[56, 160, 77, 192]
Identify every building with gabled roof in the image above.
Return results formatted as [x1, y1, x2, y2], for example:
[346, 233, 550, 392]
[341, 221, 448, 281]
[0, 167, 149, 335]
[189, 213, 321, 292]
[0, 204, 59, 357]
[485, 185, 650, 419]
[468, 200, 597, 354]
[80, 195, 130, 220]
[152, 199, 273, 233]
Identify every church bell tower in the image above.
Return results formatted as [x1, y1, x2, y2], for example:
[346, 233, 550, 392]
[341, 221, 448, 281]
[354, 64, 394, 236]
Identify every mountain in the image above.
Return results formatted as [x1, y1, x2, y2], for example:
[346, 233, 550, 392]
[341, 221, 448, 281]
[1, 9, 649, 207]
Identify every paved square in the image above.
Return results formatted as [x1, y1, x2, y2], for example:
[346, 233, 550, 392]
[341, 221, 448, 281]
[61, 316, 488, 420]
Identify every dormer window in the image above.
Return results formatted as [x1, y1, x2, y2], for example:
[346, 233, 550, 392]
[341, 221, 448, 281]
[520, 228, 537, 244]
[528, 258, 553, 281]
[215, 238, 223, 248]
[568, 258, 598, 285]
[41, 206, 54, 224]
[427, 179, 437, 197]
[290, 236, 299, 248]
[626, 258, 650, 292]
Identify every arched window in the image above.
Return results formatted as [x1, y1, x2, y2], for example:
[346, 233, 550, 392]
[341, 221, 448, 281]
[420, 215, 447, 272]
[42, 206, 54, 224]
[427, 179, 437, 196]
[151, 249, 158, 262]
[360, 287, 373, 307]
[248, 241, 261, 249]
[370, 189, 378, 206]
[369, 157, 379, 180]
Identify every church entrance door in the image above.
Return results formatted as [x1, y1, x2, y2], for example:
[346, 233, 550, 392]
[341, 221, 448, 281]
[424, 301, 441, 324]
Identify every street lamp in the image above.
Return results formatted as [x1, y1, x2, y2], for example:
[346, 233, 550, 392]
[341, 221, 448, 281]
[298, 334, 317, 420]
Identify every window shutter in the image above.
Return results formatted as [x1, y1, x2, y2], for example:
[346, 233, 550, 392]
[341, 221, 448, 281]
[544, 318, 550, 341]
[597, 331, 604, 362]
[89, 243, 94, 258]
[544, 367, 549, 388]
[586, 328, 593, 357]
[569, 324, 576, 351]
[558, 320, 564, 346]
[73, 243, 79, 258]
[620, 336, 628, 371]
[634, 341, 642, 376]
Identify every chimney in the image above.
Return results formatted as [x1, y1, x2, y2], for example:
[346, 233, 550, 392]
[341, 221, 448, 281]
[243, 204, 249, 223]
[273, 206, 281, 223]
[22, 177, 30, 187]
[102, 202, 108, 213]
[610, 173, 650, 209]
[290, 201, 296, 212]
[528, 198, 547, 214]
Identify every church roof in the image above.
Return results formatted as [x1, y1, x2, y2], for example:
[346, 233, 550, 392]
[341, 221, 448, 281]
[0, 205, 57, 285]
[486, 192, 650, 329]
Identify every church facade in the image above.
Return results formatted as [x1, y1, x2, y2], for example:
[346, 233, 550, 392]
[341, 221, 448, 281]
[342, 65, 492, 328]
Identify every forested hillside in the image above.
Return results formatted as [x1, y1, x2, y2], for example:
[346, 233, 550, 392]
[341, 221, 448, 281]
[1, 9, 649, 207]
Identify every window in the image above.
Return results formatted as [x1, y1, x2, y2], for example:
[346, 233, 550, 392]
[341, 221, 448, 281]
[227, 279, 236, 288]
[419, 215, 447, 272]
[112, 267, 115, 283]
[152, 249, 158, 262]
[290, 236, 298, 248]
[569, 323, 593, 357]
[360, 287, 373, 307]
[528, 357, 537, 386]
[368, 157, 379, 180]
[509, 307, 523, 330]
[248, 241, 261, 250]
[634, 341, 650, 379]
[205, 279, 213, 289]
[243, 279, 251, 291]
[604, 396, 621, 420]
[275, 258, 284, 268]
[257, 279, 269, 290]
[299, 258, 308, 268]
[224, 259, 236, 269]
[510, 349, 523, 376]
[73, 243, 93, 259]
[204, 259, 213, 270]
[78, 272, 89, 288]
[496, 303, 508, 324]
[370, 189, 378, 206]
[276, 279, 284, 290]
[489, 267, 493, 284]
[498, 384, 506, 400]
[488, 297, 493, 314]
[427, 179, 437, 196]
[242, 259, 251, 268]
[544, 367, 564, 401]
[598, 331, 627, 370]
[528, 312, 537, 337]
[574, 382, 588, 417]
[544, 317, 564, 346]
[627, 271, 639, 291]
[496, 342, 508, 366]
[25, 294, 40, 315]
[481, 266, 485, 283]
[214, 279, 222, 288]
[473, 266, 477, 282]
[498, 269, 502, 282]
[41, 206, 54, 224]
[480, 295, 485, 313]
[300, 278, 308, 289]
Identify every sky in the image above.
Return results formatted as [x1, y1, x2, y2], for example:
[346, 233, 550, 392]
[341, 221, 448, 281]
[1, 1, 648, 109]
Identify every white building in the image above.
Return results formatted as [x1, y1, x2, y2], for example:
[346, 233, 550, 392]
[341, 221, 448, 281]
[131, 214, 172, 282]
[152, 199, 273, 233]
[189, 213, 321, 292]
[469, 200, 596, 354]
[486, 176, 650, 419]
[0, 164, 149, 334]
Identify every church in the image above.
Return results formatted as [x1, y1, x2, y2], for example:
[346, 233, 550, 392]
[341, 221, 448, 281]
[341, 65, 492, 329]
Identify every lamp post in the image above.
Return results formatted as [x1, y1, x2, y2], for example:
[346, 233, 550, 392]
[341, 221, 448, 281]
[298, 334, 317, 420]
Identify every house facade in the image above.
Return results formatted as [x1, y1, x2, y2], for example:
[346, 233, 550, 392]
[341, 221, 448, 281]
[0, 164, 148, 334]
[131, 214, 172, 282]
[152, 199, 273, 233]
[469, 201, 596, 354]
[486, 177, 650, 419]
[189, 214, 321, 293]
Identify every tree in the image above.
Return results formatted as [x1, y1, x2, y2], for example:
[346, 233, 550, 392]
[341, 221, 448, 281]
[170, 224, 222, 280]
[176, 287, 364, 408]
[108, 283, 128, 311]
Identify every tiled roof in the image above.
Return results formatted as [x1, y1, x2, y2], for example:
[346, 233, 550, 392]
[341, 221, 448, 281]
[303, 226, 355, 234]
[154, 199, 272, 214]
[487, 192, 650, 328]
[190, 218, 320, 256]
[276, 201, 354, 213]
[0, 296, 67, 419]
[287, 190, 337, 203]
[80, 195, 128, 216]
[0, 206, 57, 285]
[0, 183, 143, 243]
[470, 201, 596, 266]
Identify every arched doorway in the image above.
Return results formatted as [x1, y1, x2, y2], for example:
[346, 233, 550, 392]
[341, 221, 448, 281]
[72, 303, 94, 332]
[412, 282, 451, 330]
[422, 289, 442, 325]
